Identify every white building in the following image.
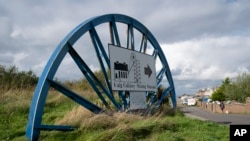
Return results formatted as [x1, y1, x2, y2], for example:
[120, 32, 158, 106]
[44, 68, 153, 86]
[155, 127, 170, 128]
[196, 87, 218, 97]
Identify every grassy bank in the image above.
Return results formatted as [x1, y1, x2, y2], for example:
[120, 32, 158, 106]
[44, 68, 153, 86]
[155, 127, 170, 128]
[0, 89, 229, 141]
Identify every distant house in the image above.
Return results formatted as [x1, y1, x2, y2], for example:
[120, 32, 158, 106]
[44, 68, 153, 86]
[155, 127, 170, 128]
[196, 87, 218, 97]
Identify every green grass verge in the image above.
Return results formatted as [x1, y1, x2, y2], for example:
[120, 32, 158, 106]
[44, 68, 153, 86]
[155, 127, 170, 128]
[0, 89, 229, 141]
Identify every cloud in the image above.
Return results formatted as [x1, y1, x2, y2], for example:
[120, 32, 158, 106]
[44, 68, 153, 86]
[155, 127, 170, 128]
[163, 36, 250, 80]
[145, 0, 250, 43]
[0, 53, 14, 65]
[1, 0, 250, 96]
[0, 17, 12, 38]
[160, 35, 250, 94]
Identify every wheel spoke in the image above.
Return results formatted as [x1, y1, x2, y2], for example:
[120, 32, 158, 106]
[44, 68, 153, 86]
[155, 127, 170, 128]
[48, 79, 102, 113]
[156, 67, 167, 86]
[140, 34, 147, 53]
[109, 20, 120, 46]
[150, 86, 172, 115]
[67, 42, 121, 110]
[90, 25, 110, 68]
[127, 24, 135, 50]
[160, 86, 172, 102]
[153, 49, 158, 59]
[89, 25, 112, 94]
[37, 125, 75, 131]
[67, 43, 110, 106]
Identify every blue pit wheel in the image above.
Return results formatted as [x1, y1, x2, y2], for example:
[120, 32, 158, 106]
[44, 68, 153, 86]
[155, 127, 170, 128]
[26, 14, 176, 141]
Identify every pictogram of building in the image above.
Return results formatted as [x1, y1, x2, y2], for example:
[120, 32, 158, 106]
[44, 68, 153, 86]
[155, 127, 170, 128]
[114, 61, 128, 81]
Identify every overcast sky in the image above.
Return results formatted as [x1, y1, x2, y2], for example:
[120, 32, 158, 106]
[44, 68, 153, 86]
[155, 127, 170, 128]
[1, 0, 250, 96]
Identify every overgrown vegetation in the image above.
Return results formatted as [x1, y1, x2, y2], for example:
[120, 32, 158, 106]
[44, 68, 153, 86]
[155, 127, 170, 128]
[0, 66, 230, 140]
[211, 72, 250, 103]
[211, 77, 230, 101]
[39, 109, 229, 141]
[0, 89, 229, 141]
[0, 65, 38, 92]
[224, 72, 250, 102]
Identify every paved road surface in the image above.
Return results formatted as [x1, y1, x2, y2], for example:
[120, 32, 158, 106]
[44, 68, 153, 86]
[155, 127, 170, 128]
[181, 106, 250, 125]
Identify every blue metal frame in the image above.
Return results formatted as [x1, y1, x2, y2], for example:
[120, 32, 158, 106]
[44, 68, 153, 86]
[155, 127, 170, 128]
[26, 14, 176, 141]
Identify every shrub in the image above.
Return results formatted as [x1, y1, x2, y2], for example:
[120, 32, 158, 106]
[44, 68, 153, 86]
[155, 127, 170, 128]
[211, 77, 230, 101]
[224, 72, 250, 103]
[0, 65, 38, 91]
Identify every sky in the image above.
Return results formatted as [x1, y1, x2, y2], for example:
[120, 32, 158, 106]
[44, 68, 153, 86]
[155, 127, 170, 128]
[1, 0, 250, 96]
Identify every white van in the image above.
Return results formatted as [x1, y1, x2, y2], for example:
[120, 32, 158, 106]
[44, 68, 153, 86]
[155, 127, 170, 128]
[187, 98, 196, 106]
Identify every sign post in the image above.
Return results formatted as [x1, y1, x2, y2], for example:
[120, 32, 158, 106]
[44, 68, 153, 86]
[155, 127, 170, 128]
[109, 44, 157, 92]
[109, 44, 157, 110]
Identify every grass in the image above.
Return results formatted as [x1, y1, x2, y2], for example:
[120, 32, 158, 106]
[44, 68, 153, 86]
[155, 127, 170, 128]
[0, 89, 229, 141]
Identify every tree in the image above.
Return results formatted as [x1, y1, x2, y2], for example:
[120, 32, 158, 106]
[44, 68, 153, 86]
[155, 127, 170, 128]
[224, 72, 250, 103]
[211, 87, 226, 101]
[211, 77, 231, 101]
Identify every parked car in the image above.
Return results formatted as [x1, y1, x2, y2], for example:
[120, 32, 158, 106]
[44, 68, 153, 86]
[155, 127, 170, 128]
[182, 98, 188, 105]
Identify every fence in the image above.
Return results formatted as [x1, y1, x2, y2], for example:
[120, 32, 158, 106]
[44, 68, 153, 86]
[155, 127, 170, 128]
[197, 97, 250, 114]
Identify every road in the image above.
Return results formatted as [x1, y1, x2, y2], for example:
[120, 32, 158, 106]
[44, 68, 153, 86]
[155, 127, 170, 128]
[181, 106, 250, 125]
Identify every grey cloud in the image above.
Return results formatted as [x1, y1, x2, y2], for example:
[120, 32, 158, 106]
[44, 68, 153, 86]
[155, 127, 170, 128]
[1, 0, 250, 95]
[144, 0, 250, 43]
[0, 53, 14, 65]
[174, 79, 222, 95]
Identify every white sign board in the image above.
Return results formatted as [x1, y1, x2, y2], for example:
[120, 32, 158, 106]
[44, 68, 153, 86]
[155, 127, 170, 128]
[109, 44, 157, 91]
[129, 91, 147, 110]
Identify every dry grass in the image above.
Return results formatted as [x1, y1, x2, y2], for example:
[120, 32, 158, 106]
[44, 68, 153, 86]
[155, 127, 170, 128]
[56, 106, 94, 126]
[113, 112, 144, 123]
[1, 89, 34, 112]
[55, 105, 144, 128]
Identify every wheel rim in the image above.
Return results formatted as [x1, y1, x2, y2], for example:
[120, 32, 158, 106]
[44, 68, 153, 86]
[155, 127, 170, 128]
[26, 14, 176, 140]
